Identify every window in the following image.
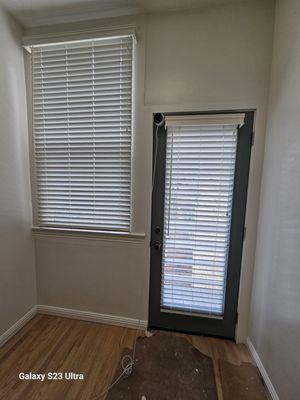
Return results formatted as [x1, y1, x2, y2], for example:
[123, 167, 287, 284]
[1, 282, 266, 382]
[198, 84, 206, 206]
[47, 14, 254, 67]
[31, 35, 133, 232]
[161, 116, 240, 315]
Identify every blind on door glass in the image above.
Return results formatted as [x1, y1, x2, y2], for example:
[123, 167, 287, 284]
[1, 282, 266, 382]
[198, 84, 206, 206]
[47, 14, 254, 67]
[31, 36, 133, 231]
[161, 122, 239, 316]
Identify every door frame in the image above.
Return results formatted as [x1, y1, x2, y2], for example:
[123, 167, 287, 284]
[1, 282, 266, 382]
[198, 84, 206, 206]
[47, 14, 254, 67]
[148, 110, 254, 340]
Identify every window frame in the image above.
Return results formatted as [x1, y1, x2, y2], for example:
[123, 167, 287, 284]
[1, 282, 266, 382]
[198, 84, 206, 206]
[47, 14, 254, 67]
[25, 33, 137, 236]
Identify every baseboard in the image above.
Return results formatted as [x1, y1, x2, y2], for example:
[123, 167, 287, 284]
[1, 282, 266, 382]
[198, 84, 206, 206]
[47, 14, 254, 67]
[37, 305, 148, 330]
[0, 306, 37, 347]
[246, 337, 280, 400]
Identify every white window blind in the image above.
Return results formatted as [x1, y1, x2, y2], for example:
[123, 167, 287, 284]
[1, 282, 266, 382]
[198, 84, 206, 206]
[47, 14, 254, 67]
[31, 36, 133, 231]
[161, 119, 241, 316]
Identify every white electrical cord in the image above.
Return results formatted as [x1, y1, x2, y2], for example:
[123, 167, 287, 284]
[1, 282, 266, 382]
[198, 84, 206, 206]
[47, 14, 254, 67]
[152, 124, 159, 192]
[91, 289, 144, 399]
[91, 123, 161, 400]
[91, 332, 139, 400]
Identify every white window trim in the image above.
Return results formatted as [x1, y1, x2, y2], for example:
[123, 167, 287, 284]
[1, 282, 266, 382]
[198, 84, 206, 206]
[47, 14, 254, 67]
[23, 25, 137, 47]
[24, 27, 144, 240]
[32, 227, 145, 243]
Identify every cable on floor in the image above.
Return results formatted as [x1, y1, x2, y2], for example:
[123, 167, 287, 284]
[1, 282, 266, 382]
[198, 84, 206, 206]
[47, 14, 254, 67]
[90, 322, 140, 400]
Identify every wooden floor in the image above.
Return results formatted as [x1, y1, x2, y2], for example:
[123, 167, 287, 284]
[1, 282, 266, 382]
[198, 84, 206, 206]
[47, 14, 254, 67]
[0, 314, 254, 400]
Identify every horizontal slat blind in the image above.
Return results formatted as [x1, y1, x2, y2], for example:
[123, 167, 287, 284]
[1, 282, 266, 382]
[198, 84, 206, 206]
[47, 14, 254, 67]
[161, 123, 238, 315]
[32, 36, 133, 231]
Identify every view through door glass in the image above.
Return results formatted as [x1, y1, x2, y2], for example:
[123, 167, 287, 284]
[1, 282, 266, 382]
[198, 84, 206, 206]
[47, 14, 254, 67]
[149, 112, 253, 339]
[162, 122, 237, 316]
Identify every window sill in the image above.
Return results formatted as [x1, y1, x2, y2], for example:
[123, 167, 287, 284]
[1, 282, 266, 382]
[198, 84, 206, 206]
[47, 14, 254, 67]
[32, 227, 146, 243]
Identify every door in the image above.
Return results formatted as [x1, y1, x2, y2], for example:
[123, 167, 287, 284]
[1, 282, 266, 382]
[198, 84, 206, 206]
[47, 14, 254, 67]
[149, 111, 254, 339]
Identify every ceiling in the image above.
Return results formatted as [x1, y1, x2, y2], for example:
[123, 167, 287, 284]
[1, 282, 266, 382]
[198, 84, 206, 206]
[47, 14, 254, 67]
[0, 0, 248, 28]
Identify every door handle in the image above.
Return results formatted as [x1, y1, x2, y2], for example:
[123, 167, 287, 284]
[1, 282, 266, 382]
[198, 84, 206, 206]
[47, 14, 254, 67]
[152, 241, 161, 250]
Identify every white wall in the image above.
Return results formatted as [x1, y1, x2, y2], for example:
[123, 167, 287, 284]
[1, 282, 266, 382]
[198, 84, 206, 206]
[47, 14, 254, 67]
[249, 0, 300, 398]
[28, 0, 274, 341]
[0, 8, 37, 336]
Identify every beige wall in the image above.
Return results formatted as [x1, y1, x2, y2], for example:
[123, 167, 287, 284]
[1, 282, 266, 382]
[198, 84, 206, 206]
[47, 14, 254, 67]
[29, 0, 274, 341]
[249, 0, 300, 397]
[0, 8, 36, 336]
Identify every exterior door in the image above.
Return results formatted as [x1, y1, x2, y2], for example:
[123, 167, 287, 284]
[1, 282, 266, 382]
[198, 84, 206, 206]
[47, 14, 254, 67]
[149, 111, 253, 339]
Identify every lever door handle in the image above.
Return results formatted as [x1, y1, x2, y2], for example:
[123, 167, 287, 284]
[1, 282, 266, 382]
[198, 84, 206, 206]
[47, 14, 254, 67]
[152, 241, 161, 250]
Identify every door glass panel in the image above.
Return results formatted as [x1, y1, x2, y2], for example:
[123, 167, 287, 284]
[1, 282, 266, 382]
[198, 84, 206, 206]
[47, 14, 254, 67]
[161, 123, 238, 316]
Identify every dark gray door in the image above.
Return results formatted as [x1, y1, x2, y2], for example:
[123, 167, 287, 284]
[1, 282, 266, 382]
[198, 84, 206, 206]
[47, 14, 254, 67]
[149, 111, 254, 339]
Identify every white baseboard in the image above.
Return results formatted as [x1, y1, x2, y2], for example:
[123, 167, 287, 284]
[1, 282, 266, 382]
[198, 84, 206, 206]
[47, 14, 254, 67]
[37, 305, 148, 330]
[0, 306, 37, 347]
[246, 337, 280, 400]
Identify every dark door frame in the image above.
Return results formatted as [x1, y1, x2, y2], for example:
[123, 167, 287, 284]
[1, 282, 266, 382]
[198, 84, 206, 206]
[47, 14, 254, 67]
[148, 110, 254, 340]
